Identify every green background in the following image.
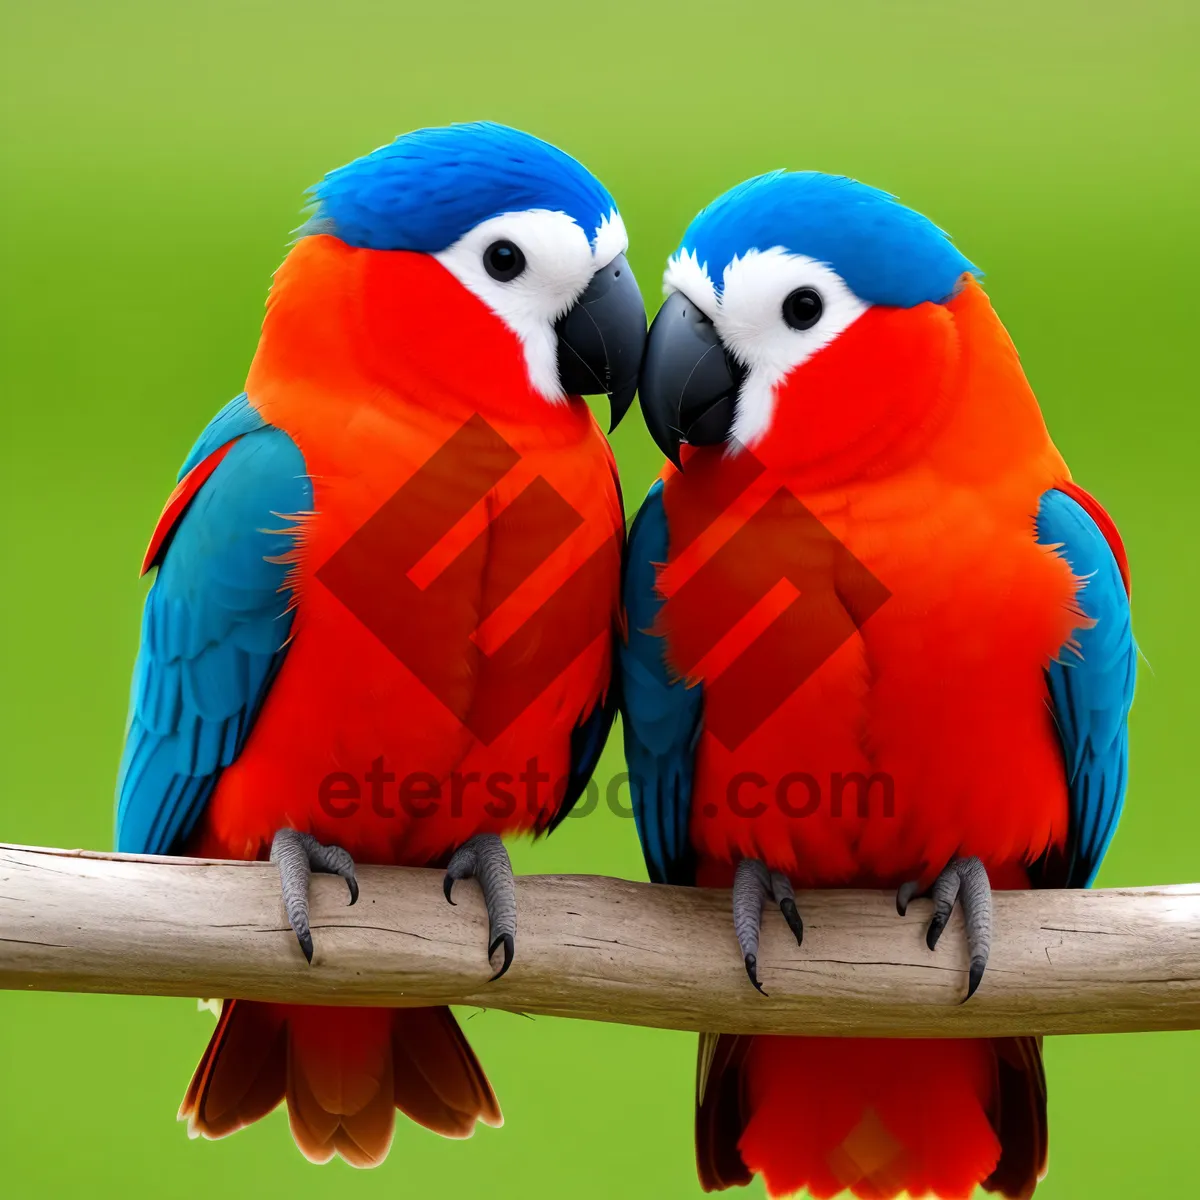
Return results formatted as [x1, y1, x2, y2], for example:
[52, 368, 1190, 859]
[2, 1, 1197, 1195]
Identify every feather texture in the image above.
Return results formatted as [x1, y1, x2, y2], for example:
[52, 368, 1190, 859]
[120, 226, 625, 1166]
[676, 171, 977, 308]
[304, 122, 616, 253]
[622, 274, 1129, 1198]
[116, 419, 310, 855]
[1034, 487, 1136, 887]
[619, 480, 704, 885]
[181, 1001, 500, 1166]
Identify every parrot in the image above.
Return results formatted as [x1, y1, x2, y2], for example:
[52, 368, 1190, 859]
[115, 122, 645, 1166]
[621, 171, 1135, 1198]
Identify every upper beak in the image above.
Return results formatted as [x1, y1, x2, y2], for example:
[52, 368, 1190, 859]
[637, 290, 743, 467]
[556, 253, 647, 431]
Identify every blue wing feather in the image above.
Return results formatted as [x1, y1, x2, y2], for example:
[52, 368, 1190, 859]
[177, 392, 267, 479]
[115, 408, 311, 855]
[618, 481, 704, 885]
[1035, 488, 1136, 888]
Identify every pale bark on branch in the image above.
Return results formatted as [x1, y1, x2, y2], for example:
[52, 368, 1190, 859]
[1, 844, 1197, 1038]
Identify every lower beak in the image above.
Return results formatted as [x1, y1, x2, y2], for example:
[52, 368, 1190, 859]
[556, 253, 647, 432]
[638, 290, 743, 467]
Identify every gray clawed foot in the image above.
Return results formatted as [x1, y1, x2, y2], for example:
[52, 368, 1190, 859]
[270, 828, 359, 964]
[444, 834, 516, 981]
[896, 856, 992, 1002]
[732, 859, 803, 996]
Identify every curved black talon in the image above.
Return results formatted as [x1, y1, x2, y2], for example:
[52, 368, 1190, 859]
[488, 933, 515, 982]
[896, 856, 993, 1002]
[270, 828, 359, 964]
[296, 928, 314, 964]
[927, 906, 952, 950]
[732, 859, 802, 994]
[895, 879, 922, 916]
[967, 956, 987, 1003]
[743, 953, 766, 996]
[444, 834, 517, 981]
[775, 881, 804, 947]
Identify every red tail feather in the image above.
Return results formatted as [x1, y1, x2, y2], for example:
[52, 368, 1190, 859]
[180, 1001, 501, 1166]
[697, 1035, 1046, 1199]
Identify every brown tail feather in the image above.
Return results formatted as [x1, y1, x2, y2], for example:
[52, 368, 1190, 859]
[284, 1008, 397, 1168]
[696, 1032, 754, 1192]
[392, 1007, 503, 1136]
[984, 1037, 1049, 1199]
[180, 1000, 500, 1166]
[179, 1000, 288, 1139]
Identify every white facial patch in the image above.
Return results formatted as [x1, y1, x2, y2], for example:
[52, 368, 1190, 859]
[435, 208, 628, 401]
[592, 210, 628, 273]
[663, 246, 869, 447]
[663, 248, 719, 321]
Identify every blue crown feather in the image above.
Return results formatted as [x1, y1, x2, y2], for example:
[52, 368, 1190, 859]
[679, 171, 978, 308]
[303, 122, 617, 254]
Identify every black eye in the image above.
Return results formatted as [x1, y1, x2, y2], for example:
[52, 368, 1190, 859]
[483, 239, 526, 283]
[782, 286, 823, 331]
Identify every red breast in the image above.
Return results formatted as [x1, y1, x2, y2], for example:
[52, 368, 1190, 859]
[659, 281, 1079, 887]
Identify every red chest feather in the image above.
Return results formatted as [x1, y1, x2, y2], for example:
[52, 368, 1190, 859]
[191, 241, 623, 865]
[658, 285, 1083, 888]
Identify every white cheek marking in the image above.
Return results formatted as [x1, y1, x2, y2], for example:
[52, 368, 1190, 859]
[663, 248, 719, 321]
[436, 209, 617, 402]
[661, 247, 869, 447]
[719, 249, 869, 447]
[719, 250, 870, 446]
[592, 209, 629, 271]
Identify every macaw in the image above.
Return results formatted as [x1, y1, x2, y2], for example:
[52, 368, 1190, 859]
[115, 122, 645, 1166]
[622, 172, 1135, 1198]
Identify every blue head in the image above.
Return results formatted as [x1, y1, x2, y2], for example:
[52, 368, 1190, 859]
[306, 121, 618, 254]
[638, 170, 980, 460]
[676, 171, 976, 309]
[299, 123, 645, 422]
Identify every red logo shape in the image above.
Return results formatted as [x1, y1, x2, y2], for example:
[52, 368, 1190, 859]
[660, 448, 890, 750]
[317, 414, 616, 744]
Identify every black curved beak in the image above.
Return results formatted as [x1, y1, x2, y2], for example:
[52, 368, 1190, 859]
[556, 253, 647, 432]
[638, 290, 744, 467]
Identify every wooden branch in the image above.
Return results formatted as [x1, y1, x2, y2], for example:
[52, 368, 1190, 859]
[2, 843, 1198, 1037]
